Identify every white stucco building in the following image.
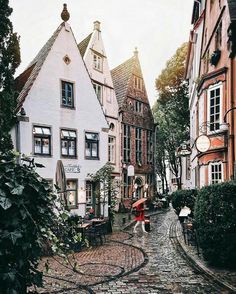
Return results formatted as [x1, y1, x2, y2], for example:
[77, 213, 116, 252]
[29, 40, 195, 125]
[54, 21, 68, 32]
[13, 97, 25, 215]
[12, 6, 109, 216]
[185, 0, 205, 188]
[78, 21, 121, 178]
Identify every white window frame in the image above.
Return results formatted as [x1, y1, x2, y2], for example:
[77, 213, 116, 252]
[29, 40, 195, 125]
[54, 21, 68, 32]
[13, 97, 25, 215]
[108, 136, 116, 164]
[93, 82, 103, 104]
[207, 83, 222, 134]
[66, 179, 78, 208]
[93, 53, 103, 72]
[208, 162, 223, 185]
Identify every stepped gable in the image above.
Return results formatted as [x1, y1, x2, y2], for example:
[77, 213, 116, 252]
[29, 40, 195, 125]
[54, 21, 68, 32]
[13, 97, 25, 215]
[16, 23, 64, 112]
[111, 56, 135, 107]
[78, 33, 92, 57]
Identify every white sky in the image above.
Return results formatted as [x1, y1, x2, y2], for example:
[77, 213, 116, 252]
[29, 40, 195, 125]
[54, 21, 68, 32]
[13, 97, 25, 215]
[10, 0, 193, 107]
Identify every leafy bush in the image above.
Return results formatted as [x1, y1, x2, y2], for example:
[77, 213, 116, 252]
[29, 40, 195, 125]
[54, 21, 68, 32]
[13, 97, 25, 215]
[0, 155, 81, 293]
[171, 189, 198, 216]
[194, 181, 236, 268]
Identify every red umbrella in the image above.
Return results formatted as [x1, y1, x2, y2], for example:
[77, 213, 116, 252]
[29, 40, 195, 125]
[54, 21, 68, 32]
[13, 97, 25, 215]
[132, 198, 147, 208]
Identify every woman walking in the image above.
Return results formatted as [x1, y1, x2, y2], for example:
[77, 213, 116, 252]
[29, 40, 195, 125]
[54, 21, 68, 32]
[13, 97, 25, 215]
[133, 203, 148, 234]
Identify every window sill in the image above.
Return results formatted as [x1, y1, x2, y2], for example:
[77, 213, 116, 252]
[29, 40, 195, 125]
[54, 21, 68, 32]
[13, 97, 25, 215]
[61, 155, 77, 159]
[60, 105, 76, 110]
[34, 154, 52, 157]
[85, 157, 100, 160]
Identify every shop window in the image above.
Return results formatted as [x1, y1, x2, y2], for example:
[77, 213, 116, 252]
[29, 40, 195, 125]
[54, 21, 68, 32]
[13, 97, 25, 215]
[66, 180, 77, 208]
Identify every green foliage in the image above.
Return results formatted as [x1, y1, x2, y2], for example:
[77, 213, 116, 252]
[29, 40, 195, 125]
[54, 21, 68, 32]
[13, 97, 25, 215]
[0, 155, 81, 293]
[91, 162, 120, 222]
[171, 189, 198, 216]
[153, 43, 189, 190]
[194, 181, 236, 268]
[0, 0, 21, 154]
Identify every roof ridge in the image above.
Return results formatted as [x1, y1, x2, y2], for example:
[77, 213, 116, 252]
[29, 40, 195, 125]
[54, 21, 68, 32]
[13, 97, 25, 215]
[78, 33, 92, 57]
[16, 23, 65, 111]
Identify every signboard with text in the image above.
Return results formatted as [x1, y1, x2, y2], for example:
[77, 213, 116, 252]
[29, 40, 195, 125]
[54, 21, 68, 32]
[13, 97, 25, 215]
[64, 164, 81, 173]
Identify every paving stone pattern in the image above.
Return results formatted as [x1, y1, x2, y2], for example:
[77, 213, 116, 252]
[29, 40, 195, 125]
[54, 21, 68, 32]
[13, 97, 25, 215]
[93, 210, 227, 294]
[35, 209, 230, 294]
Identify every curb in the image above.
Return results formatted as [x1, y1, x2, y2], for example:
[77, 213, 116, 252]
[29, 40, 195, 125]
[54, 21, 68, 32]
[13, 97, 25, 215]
[175, 221, 236, 294]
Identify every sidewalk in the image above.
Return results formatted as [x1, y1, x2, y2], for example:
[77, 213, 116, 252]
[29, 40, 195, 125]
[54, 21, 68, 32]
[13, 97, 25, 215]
[175, 220, 236, 293]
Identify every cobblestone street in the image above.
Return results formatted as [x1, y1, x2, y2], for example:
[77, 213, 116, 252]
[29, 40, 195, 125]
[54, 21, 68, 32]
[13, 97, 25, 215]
[36, 209, 232, 294]
[93, 209, 227, 294]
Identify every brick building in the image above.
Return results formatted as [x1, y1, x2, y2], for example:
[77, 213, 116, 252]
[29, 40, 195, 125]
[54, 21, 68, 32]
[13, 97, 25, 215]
[186, 0, 236, 187]
[111, 49, 155, 205]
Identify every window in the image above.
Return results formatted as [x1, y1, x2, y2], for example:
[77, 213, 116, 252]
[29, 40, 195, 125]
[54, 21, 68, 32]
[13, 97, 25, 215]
[208, 85, 222, 132]
[61, 81, 74, 108]
[147, 130, 153, 164]
[209, 162, 223, 184]
[86, 181, 93, 207]
[135, 101, 142, 113]
[215, 22, 222, 49]
[123, 172, 132, 198]
[93, 54, 103, 71]
[134, 76, 143, 91]
[108, 136, 116, 164]
[33, 126, 51, 155]
[61, 129, 76, 157]
[135, 128, 142, 164]
[66, 180, 77, 208]
[123, 125, 131, 163]
[93, 83, 102, 104]
[85, 132, 99, 159]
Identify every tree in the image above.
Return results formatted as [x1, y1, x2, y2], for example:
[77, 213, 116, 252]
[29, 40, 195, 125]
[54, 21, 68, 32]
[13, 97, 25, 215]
[0, 0, 21, 154]
[91, 163, 120, 231]
[153, 43, 189, 190]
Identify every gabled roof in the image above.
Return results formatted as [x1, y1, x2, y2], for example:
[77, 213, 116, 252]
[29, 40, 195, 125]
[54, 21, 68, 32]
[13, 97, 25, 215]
[78, 33, 92, 58]
[16, 23, 64, 111]
[111, 56, 136, 107]
[228, 0, 236, 21]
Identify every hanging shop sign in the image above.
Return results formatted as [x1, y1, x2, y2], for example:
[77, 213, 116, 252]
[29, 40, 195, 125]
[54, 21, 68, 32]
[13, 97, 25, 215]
[176, 143, 192, 157]
[195, 135, 211, 153]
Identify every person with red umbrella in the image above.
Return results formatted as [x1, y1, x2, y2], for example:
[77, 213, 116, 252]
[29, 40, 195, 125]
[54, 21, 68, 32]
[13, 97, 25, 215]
[132, 199, 148, 234]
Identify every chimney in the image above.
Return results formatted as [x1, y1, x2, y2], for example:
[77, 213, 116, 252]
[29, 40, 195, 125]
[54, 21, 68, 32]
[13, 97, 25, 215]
[134, 47, 139, 57]
[94, 21, 101, 31]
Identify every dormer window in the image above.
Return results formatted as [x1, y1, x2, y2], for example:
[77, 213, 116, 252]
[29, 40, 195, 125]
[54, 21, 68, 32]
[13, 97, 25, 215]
[93, 54, 103, 72]
[134, 76, 143, 91]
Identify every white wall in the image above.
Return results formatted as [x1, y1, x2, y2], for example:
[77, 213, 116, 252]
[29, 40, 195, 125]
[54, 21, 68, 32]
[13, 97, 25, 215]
[15, 22, 109, 216]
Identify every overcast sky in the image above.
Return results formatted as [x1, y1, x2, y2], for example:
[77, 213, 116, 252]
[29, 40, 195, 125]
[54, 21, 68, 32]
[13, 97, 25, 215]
[10, 0, 193, 107]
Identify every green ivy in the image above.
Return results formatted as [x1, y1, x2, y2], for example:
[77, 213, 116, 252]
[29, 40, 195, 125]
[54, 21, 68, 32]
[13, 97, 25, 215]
[0, 155, 81, 293]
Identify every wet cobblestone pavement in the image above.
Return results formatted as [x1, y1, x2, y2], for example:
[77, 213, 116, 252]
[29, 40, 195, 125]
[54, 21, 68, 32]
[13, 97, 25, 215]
[35, 209, 233, 293]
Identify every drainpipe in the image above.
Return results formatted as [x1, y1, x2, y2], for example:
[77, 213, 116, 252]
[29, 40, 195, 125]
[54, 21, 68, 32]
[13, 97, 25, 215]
[230, 57, 235, 179]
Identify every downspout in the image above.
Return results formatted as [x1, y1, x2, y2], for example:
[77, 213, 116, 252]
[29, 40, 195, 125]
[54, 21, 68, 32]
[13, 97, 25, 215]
[230, 56, 235, 179]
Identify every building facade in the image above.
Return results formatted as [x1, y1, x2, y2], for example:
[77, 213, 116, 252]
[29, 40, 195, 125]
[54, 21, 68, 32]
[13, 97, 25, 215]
[13, 7, 109, 217]
[186, 0, 236, 188]
[78, 21, 121, 182]
[111, 49, 155, 207]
